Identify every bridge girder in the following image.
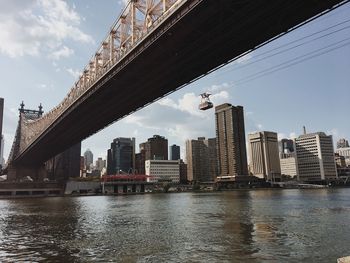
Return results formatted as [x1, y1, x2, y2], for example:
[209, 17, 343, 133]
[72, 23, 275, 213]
[10, 0, 345, 166]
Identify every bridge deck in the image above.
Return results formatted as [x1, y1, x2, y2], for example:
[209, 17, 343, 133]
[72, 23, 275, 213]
[15, 0, 344, 165]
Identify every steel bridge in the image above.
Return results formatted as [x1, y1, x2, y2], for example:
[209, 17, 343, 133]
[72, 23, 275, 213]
[5, 0, 345, 180]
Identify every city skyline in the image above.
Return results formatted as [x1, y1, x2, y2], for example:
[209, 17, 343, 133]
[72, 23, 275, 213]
[0, 1, 349, 161]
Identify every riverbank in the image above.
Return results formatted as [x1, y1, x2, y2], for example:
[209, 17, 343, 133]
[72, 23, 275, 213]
[2, 180, 349, 199]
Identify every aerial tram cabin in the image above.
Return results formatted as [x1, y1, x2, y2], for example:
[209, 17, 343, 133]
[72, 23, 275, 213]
[199, 92, 213, 110]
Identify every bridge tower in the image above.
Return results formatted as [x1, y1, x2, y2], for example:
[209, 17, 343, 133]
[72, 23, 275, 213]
[6, 102, 47, 182]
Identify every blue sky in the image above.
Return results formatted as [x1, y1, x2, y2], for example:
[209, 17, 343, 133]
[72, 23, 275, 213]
[0, 0, 349, 161]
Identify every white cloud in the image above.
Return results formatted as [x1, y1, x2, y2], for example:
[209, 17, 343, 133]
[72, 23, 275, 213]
[66, 68, 82, 79]
[327, 128, 339, 137]
[158, 93, 204, 117]
[48, 46, 74, 60]
[236, 53, 252, 64]
[207, 82, 230, 92]
[211, 90, 229, 102]
[277, 133, 286, 140]
[0, 0, 93, 58]
[36, 83, 54, 91]
[289, 132, 297, 139]
[123, 115, 161, 130]
[157, 90, 230, 118]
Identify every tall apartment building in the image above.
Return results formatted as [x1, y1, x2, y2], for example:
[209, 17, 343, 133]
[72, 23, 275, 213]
[142, 135, 168, 161]
[295, 132, 337, 181]
[169, 144, 180, 160]
[206, 138, 218, 180]
[0, 135, 4, 168]
[186, 137, 217, 182]
[248, 131, 281, 181]
[215, 103, 248, 176]
[0, 98, 3, 168]
[135, 149, 146, 174]
[84, 149, 93, 169]
[145, 160, 180, 183]
[95, 157, 105, 171]
[179, 159, 188, 184]
[279, 138, 297, 179]
[280, 154, 298, 179]
[107, 137, 135, 174]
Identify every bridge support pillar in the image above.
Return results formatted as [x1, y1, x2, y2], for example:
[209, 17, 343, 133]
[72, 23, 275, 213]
[7, 164, 47, 182]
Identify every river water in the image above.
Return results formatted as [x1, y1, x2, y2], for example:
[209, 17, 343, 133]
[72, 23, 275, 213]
[0, 189, 349, 262]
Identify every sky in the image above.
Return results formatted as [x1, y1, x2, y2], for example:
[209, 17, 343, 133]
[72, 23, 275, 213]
[0, 0, 349, 162]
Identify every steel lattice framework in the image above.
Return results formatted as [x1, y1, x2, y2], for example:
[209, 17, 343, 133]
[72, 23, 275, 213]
[5, 0, 346, 172]
[8, 0, 184, 163]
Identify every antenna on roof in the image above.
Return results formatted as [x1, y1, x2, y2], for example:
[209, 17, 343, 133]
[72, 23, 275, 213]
[303, 126, 307, 135]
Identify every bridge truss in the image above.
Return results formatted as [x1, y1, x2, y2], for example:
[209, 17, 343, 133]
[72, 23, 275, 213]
[7, 0, 184, 164]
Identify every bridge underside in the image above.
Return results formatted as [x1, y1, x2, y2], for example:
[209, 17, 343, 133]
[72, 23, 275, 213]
[15, 0, 343, 166]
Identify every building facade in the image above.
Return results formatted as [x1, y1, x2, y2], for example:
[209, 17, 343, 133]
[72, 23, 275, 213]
[336, 147, 350, 167]
[135, 149, 146, 174]
[295, 132, 338, 181]
[141, 135, 168, 161]
[279, 138, 294, 154]
[280, 154, 298, 179]
[206, 138, 218, 180]
[248, 131, 281, 181]
[337, 138, 349, 148]
[335, 153, 346, 168]
[0, 98, 3, 169]
[95, 157, 105, 171]
[107, 137, 135, 175]
[46, 142, 81, 182]
[179, 159, 188, 184]
[215, 103, 248, 177]
[169, 144, 180, 160]
[0, 135, 4, 168]
[186, 137, 217, 183]
[145, 160, 180, 183]
[84, 149, 93, 170]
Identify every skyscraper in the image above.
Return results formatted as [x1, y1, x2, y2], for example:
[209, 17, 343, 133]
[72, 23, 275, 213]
[179, 159, 188, 184]
[279, 138, 294, 154]
[46, 142, 81, 182]
[135, 148, 146, 174]
[84, 149, 93, 169]
[248, 131, 281, 181]
[186, 137, 217, 182]
[295, 132, 338, 181]
[0, 135, 4, 168]
[0, 98, 3, 168]
[215, 103, 248, 176]
[280, 156, 298, 179]
[169, 144, 180, 160]
[0, 98, 3, 138]
[207, 138, 218, 180]
[142, 135, 168, 161]
[95, 157, 105, 171]
[107, 137, 135, 174]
